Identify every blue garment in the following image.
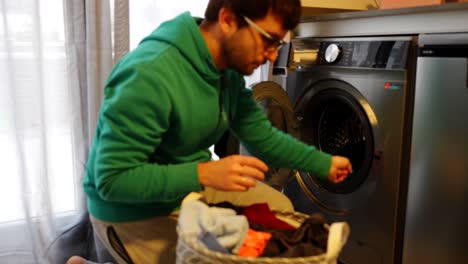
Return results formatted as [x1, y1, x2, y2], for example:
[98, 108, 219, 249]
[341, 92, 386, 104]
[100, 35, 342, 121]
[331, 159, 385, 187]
[178, 200, 249, 253]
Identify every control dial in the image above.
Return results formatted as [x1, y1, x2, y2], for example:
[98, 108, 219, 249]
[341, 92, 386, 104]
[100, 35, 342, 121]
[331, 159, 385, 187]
[324, 43, 342, 63]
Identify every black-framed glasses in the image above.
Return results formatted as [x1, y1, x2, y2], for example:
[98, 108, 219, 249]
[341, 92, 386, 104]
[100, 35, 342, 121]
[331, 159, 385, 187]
[243, 16, 286, 52]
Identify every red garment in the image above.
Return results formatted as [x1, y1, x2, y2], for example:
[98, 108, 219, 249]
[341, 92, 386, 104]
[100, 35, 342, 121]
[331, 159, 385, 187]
[238, 229, 272, 257]
[242, 203, 295, 230]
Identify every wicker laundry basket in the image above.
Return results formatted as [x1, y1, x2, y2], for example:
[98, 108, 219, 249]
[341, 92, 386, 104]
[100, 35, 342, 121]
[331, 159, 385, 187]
[176, 210, 350, 264]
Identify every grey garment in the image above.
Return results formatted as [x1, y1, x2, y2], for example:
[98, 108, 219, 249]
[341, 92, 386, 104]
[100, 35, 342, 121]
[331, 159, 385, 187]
[197, 231, 230, 254]
[90, 213, 179, 264]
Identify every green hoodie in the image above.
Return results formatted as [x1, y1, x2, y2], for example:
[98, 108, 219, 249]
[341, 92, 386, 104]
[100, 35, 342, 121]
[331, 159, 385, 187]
[83, 12, 331, 222]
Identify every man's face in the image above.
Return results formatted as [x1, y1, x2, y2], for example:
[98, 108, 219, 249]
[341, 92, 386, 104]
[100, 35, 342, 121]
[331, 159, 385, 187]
[222, 12, 287, 75]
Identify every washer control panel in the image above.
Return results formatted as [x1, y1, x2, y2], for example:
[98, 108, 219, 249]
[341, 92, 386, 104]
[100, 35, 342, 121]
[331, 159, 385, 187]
[317, 40, 410, 69]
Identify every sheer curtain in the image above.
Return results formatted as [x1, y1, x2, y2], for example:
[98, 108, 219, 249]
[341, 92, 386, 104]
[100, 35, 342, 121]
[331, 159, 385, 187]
[0, 0, 127, 263]
[0, 0, 265, 262]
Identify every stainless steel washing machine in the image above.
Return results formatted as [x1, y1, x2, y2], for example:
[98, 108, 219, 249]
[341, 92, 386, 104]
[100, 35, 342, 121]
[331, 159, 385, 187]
[278, 36, 416, 264]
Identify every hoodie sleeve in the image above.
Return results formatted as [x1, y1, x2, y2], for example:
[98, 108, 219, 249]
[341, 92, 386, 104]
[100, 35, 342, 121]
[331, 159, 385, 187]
[230, 82, 331, 180]
[92, 64, 202, 204]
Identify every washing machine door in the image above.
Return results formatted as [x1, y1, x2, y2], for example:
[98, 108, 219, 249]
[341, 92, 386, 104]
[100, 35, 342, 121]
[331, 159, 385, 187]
[251, 81, 299, 138]
[249, 81, 300, 191]
[291, 79, 379, 214]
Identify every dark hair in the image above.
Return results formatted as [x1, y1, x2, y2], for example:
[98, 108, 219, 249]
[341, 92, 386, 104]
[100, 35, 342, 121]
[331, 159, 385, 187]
[204, 0, 301, 30]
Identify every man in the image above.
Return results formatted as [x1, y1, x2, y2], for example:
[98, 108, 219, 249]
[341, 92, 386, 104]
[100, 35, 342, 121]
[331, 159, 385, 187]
[83, 0, 353, 263]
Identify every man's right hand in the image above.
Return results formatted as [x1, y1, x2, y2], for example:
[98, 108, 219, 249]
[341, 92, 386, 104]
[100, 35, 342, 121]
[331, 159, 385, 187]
[328, 156, 353, 184]
[197, 155, 268, 192]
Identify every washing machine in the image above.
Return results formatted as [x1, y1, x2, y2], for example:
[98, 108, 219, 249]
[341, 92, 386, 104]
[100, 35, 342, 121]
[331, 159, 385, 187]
[266, 36, 417, 264]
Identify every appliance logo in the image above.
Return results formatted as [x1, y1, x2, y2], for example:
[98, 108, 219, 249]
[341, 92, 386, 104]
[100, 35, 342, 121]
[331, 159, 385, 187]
[384, 82, 403, 90]
[421, 49, 434, 55]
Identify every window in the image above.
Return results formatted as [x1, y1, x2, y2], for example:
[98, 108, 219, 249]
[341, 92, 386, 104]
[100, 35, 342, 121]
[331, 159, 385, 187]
[129, 0, 209, 50]
[0, 0, 76, 224]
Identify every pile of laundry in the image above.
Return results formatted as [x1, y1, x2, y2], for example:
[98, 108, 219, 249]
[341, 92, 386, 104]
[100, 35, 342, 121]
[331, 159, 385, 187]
[177, 199, 329, 258]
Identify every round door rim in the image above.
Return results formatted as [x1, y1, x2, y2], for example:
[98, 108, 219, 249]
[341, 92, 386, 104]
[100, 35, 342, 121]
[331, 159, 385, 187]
[293, 79, 381, 213]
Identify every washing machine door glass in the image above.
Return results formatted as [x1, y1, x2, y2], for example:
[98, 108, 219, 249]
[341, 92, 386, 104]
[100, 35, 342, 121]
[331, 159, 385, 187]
[298, 85, 374, 195]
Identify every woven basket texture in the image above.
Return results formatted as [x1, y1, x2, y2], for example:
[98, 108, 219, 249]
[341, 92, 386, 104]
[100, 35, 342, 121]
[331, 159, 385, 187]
[176, 211, 342, 264]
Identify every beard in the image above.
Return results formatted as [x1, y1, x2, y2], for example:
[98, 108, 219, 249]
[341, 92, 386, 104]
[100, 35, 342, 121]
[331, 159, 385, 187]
[222, 34, 259, 75]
